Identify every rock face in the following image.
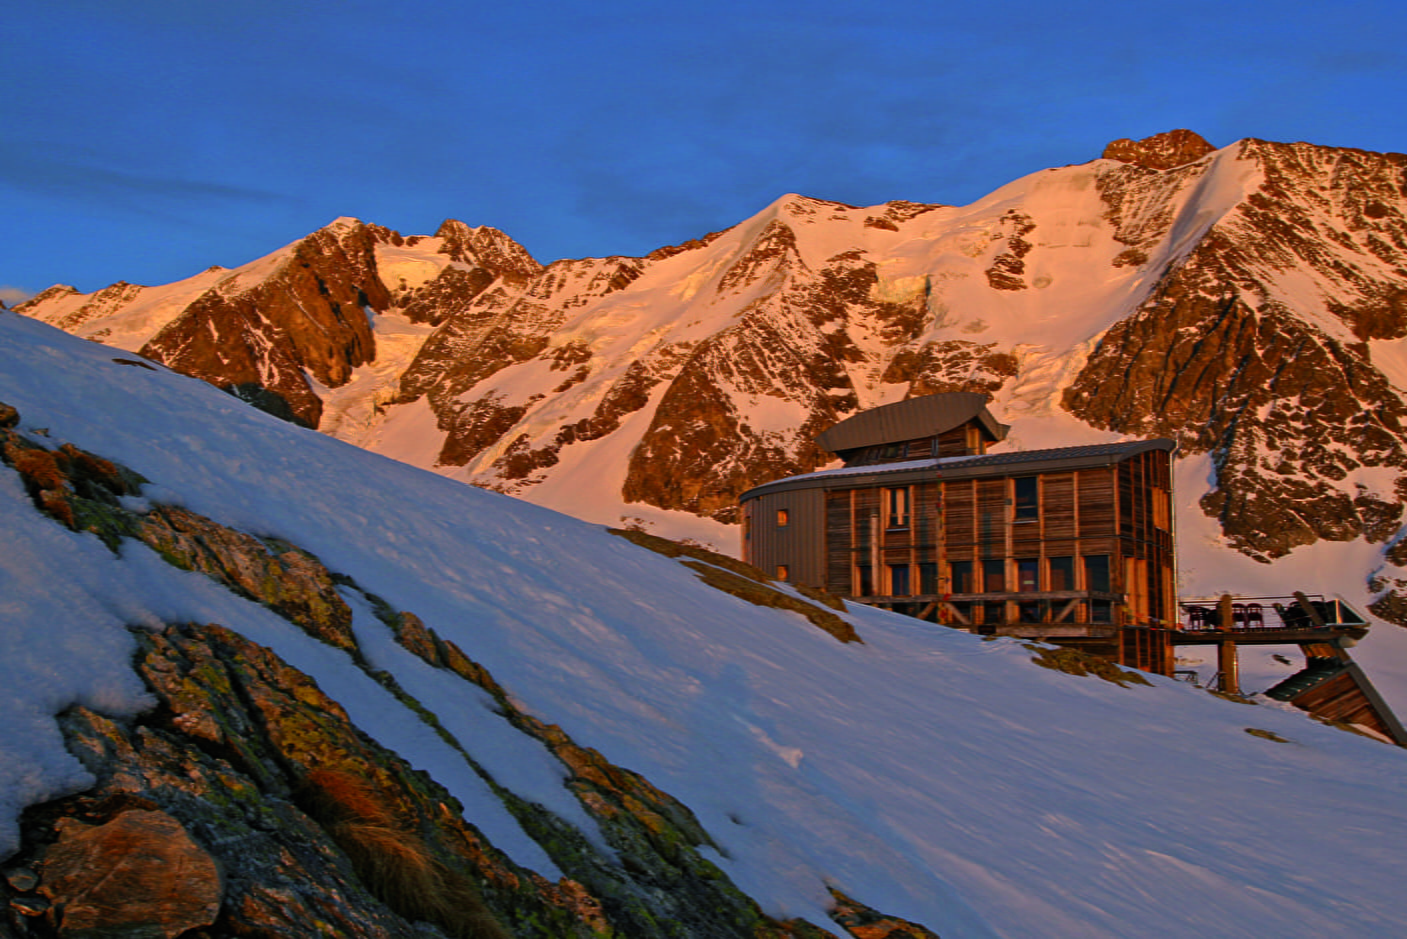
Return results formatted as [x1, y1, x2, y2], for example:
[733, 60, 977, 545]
[1102, 129, 1217, 170]
[0, 405, 917, 939]
[19, 132, 1407, 618]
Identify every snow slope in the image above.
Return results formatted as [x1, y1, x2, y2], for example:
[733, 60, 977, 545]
[3, 314, 1407, 938]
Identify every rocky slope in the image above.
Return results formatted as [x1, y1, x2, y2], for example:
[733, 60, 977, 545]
[19, 131, 1407, 618]
[5, 311, 1407, 939]
[0, 396, 923, 939]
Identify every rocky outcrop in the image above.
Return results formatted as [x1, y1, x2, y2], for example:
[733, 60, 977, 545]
[138, 221, 392, 427]
[1102, 129, 1217, 170]
[0, 405, 934, 939]
[35, 809, 222, 938]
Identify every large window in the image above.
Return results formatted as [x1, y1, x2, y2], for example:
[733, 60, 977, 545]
[949, 560, 974, 593]
[1083, 555, 1111, 592]
[1014, 477, 1038, 522]
[1048, 556, 1075, 591]
[919, 562, 939, 595]
[1016, 558, 1039, 592]
[889, 564, 912, 596]
[885, 487, 911, 529]
[982, 559, 1006, 592]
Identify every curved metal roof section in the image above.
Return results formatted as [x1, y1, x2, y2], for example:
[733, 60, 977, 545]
[740, 439, 1178, 502]
[813, 393, 1008, 455]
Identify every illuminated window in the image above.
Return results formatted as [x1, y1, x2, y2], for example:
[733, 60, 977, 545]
[776, 565, 789, 581]
[776, 508, 789, 527]
[885, 487, 911, 529]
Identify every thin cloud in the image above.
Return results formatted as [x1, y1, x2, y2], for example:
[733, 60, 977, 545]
[0, 146, 283, 208]
[0, 286, 35, 307]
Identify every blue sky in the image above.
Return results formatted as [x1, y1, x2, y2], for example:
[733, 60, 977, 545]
[5, 0, 1405, 299]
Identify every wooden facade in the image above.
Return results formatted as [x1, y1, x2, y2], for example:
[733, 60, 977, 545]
[741, 395, 1178, 674]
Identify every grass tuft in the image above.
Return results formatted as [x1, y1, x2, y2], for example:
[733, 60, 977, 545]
[679, 560, 861, 644]
[1025, 644, 1152, 687]
[299, 768, 509, 939]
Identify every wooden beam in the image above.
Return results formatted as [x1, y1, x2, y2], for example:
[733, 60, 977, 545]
[939, 601, 971, 625]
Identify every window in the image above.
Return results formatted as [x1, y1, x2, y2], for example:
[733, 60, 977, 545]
[1048, 556, 1075, 591]
[1090, 600, 1113, 623]
[856, 565, 874, 597]
[885, 487, 911, 529]
[949, 560, 974, 594]
[776, 565, 789, 582]
[982, 601, 1006, 625]
[919, 562, 939, 595]
[1017, 558, 1039, 592]
[1013, 477, 1038, 522]
[889, 564, 911, 596]
[1083, 555, 1111, 592]
[776, 508, 789, 527]
[982, 559, 1006, 592]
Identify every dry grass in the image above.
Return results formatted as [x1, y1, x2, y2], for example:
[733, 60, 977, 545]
[1025, 644, 1152, 687]
[679, 560, 861, 644]
[611, 527, 860, 642]
[610, 526, 769, 582]
[1244, 727, 1291, 743]
[299, 768, 509, 939]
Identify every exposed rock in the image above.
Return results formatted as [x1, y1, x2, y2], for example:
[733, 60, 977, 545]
[828, 888, 942, 939]
[0, 429, 938, 938]
[1102, 129, 1217, 170]
[38, 809, 221, 938]
[136, 505, 357, 653]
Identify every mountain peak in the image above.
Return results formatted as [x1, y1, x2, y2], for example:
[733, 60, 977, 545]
[1102, 130, 1216, 170]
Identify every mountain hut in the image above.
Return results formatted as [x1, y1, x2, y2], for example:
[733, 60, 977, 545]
[739, 393, 1178, 674]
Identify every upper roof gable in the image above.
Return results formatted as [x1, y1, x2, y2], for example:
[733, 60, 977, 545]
[814, 393, 1009, 455]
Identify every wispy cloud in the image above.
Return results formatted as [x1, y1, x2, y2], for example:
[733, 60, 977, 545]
[0, 146, 283, 210]
[0, 286, 35, 306]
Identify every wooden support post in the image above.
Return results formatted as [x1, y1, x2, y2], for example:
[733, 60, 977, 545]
[1218, 640, 1240, 695]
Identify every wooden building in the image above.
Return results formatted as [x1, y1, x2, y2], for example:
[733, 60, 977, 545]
[740, 393, 1178, 674]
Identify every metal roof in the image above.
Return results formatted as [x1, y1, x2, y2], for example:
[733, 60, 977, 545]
[813, 393, 1009, 455]
[740, 439, 1177, 501]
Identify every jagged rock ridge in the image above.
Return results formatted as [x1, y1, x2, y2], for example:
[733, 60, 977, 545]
[19, 130, 1407, 619]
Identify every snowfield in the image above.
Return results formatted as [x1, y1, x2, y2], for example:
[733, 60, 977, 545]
[2, 311, 1406, 938]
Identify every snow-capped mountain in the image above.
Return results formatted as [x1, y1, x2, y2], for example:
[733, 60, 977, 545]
[4, 306, 1407, 939]
[20, 130, 1407, 620]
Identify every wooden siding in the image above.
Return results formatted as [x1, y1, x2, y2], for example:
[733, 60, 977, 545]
[740, 441, 1178, 674]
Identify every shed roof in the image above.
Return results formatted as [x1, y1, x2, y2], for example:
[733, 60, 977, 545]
[740, 439, 1177, 502]
[814, 393, 1009, 455]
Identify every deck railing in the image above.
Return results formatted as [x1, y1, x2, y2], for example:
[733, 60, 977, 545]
[1176, 594, 1366, 632]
